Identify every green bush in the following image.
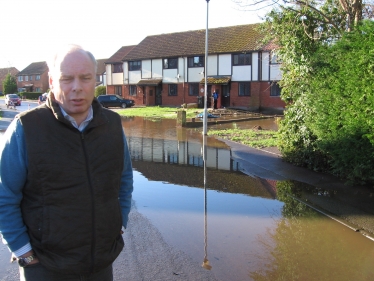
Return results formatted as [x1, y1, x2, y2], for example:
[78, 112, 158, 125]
[19, 92, 45, 100]
[280, 21, 374, 185]
[95, 86, 106, 97]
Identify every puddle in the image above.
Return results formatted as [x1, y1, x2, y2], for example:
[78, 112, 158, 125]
[122, 117, 374, 281]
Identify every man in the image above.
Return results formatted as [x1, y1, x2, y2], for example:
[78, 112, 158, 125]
[0, 45, 133, 280]
[212, 90, 219, 109]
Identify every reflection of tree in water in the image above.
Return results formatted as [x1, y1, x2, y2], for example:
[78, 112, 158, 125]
[250, 180, 374, 281]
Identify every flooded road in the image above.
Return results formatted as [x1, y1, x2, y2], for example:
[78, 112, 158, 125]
[0, 114, 373, 280]
[123, 117, 374, 281]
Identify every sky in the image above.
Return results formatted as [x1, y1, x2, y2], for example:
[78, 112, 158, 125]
[0, 0, 268, 71]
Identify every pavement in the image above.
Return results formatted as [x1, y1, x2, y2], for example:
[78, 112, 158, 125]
[222, 139, 374, 240]
[0, 104, 373, 280]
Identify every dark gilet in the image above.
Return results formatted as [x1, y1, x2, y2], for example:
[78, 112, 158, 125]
[17, 95, 124, 274]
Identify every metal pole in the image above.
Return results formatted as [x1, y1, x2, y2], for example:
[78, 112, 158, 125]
[203, 0, 210, 135]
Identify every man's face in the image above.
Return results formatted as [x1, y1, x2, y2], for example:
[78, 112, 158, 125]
[50, 50, 96, 123]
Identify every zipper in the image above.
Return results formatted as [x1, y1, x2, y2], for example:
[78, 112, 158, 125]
[81, 132, 96, 273]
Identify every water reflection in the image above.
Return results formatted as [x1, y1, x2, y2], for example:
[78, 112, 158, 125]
[123, 117, 374, 281]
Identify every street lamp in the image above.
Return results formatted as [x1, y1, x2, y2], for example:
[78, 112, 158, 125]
[203, 0, 210, 136]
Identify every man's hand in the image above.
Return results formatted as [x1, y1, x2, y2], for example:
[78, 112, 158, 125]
[11, 250, 40, 266]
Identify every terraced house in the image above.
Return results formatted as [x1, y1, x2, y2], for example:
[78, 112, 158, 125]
[106, 23, 285, 114]
[16, 61, 49, 93]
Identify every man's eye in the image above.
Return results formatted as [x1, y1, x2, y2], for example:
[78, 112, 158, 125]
[60, 77, 72, 82]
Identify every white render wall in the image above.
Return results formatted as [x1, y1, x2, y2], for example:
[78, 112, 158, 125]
[261, 52, 270, 81]
[252, 52, 259, 81]
[207, 56, 217, 76]
[218, 54, 231, 76]
[232, 65, 252, 81]
[152, 59, 163, 78]
[106, 65, 112, 85]
[142, 60, 152, 79]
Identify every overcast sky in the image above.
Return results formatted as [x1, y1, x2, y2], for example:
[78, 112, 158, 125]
[0, 0, 267, 71]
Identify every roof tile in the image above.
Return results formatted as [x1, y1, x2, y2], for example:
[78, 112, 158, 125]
[124, 23, 265, 61]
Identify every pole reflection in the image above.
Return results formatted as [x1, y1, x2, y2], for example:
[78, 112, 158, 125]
[202, 135, 212, 270]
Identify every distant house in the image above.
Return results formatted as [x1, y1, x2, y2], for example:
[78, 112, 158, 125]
[96, 59, 107, 87]
[16, 61, 49, 93]
[0, 67, 19, 95]
[105, 23, 284, 114]
[105, 45, 136, 96]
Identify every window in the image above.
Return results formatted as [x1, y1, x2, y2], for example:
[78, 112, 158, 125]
[163, 58, 178, 69]
[168, 84, 178, 96]
[270, 52, 281, 64]
[29, 76, 33, 81]
[233, 53, 251, 65]
[96, 75, 101, 82]
[114, 86, 122, 95]
[25, 76, 28, 81]
[130, 85, 137, 96]
[36, 75, 40, 80]
[113, 64, 123, 73]
[35, 87, 41, 92]
[18, 76, 23, 82]
[129, 61, 141, 71]
[270, 82, 281, 96]
[189, 83, 199, 96]
[188, 56, 204, 67]
[238, 82, 251, 96]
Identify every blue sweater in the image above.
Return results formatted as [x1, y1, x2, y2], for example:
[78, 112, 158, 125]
[0, 118, 133, 257]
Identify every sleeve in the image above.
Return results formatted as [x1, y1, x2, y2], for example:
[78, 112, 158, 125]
[118, 130, 133, 229]
[0, 119, 32, 255]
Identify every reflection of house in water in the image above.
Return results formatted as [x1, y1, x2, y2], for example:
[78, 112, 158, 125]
[127, 135, 233, 170]
[127, 135, 276, 199]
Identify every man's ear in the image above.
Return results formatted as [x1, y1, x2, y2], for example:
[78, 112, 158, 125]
[49, 73, 54, 91]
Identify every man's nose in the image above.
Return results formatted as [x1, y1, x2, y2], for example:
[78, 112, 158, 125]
[72, 78, 82, 92]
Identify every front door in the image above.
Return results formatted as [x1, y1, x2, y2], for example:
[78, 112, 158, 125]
[155, 84, 162, 105]
[207, 85, 212, 108]
[144, 90, 148, 105]
[221, 85, 230, 108]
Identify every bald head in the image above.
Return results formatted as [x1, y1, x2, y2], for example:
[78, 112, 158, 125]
[48, 44, 97, 77]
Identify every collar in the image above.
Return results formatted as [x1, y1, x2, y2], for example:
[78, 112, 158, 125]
[60, 106, 93, 132]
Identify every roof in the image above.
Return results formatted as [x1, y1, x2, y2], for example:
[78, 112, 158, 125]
[105, 45, 136, 64]
[0, 67, 19, 82]
[123, 23, 265, 61]
[200, 76, 231, 85]
[96, 59, 107, 75]
[137, 79, 163, 86]
[18, 61, 48, 76]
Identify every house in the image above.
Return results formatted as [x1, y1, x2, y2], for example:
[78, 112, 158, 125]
[105, 45, 136, 95]
[16, 61, 49, 93]
[0, 67, 19, 95]
[96, 59, 107, 87]
[105, 23, 285, 114]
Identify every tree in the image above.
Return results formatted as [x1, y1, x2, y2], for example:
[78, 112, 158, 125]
[94, 86, 106, 97]
[233, 0, 373, 32]
[2, 73, 17, 95]
[252, 0, 374, 184]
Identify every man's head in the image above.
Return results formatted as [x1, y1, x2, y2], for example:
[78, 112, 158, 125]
[48, 44, 97, 124]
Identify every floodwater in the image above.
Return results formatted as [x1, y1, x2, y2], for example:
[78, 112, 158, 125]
[123, 117, 374, 281]
[1, 116, 374, 280]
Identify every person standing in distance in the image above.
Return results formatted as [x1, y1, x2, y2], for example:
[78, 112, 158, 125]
[0, 44, 134, 281]
[212, 90, 219, 109]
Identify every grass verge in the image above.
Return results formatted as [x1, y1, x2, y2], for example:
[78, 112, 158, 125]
[117, 106, 199, 119]
[207, 128, 278, 148]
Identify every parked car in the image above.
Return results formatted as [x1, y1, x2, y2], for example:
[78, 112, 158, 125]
[5, 94, 22, 106]
[38, 93, 48, 105]
[97, 95, 135, 108]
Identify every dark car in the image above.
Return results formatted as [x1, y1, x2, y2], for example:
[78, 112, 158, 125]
[97, 95, 135, 108]
[5, 94, 22, 106]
